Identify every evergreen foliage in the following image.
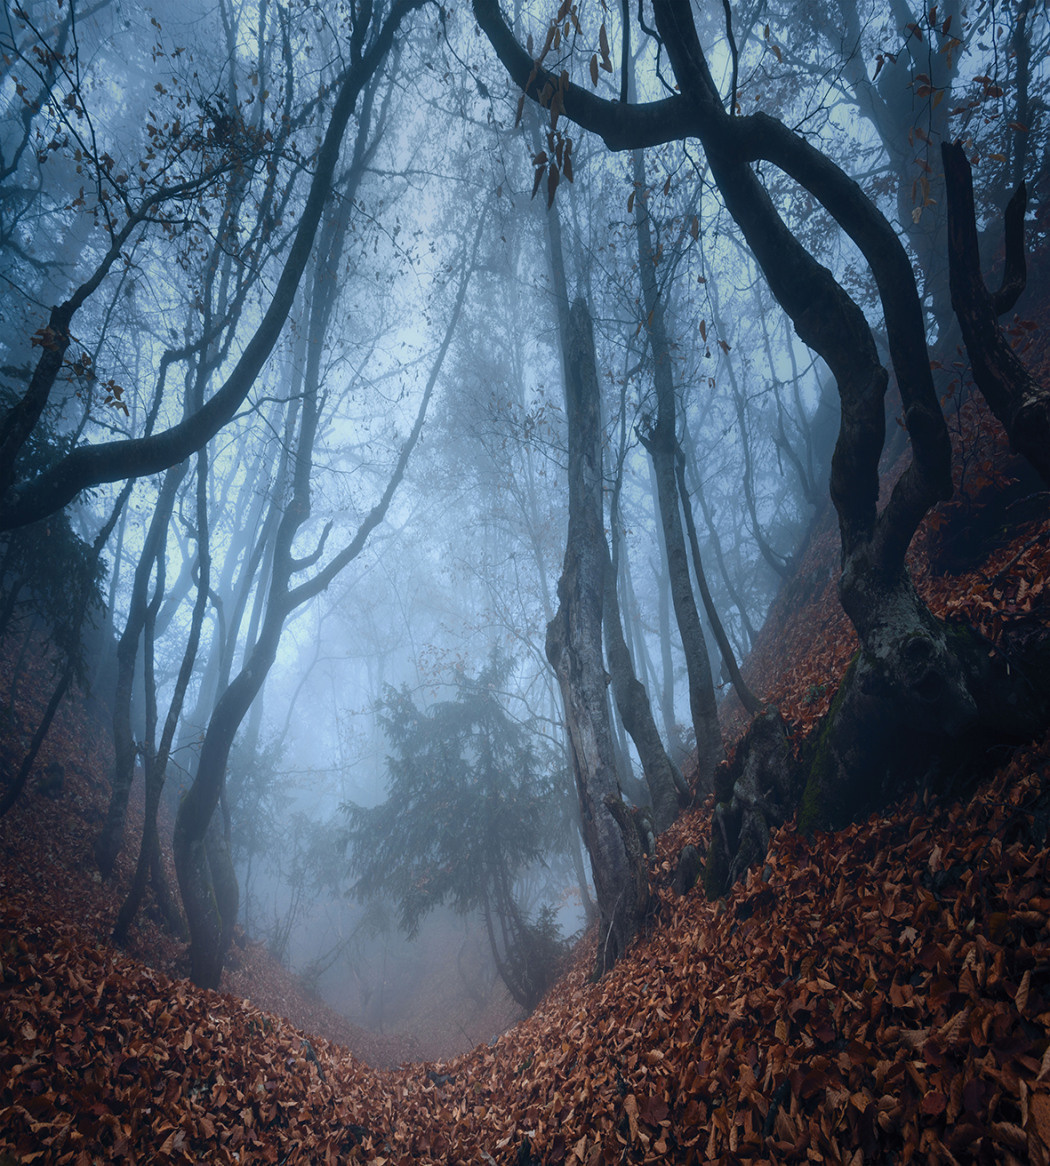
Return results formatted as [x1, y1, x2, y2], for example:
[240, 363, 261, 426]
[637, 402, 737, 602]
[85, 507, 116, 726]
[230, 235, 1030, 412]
[342, 650, 569, 1010]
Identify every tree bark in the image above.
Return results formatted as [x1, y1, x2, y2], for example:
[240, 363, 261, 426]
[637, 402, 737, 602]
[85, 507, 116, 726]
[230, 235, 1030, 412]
[543, 132, 681, 829]
[630, 149, 723, 795]
[545, 299, 649, 976]
[473, 0, 1050, 876]
[113, 450, 211, 946]
[95, 462, 187, 877]
[639, 416, 724, 796]
[942, 140, 1050, 488]
[603, 545, 684, 830]
[704, 709, 795, 897]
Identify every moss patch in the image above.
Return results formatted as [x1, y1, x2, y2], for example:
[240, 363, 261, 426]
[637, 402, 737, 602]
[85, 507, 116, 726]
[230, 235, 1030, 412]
[798, 652, 860, 836]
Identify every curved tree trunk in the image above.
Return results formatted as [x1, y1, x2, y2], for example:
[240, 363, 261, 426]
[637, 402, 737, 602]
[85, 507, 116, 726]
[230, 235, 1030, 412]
[0, 0, 428, 532]
[545, 299, 649, 976]
[942, 141, 1050, 489]
[174, 638, 273, 987]
[95, 463, 187, 877]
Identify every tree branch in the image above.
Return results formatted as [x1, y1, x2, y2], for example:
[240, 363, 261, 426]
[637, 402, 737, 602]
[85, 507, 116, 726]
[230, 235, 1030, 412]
[0, 0, 426, 530]
[471, 0, 690, 150]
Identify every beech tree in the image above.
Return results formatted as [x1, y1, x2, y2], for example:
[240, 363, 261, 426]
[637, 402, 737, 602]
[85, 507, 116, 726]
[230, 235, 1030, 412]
[546, 298, 649, 974]
[473, 0, 1050, 936]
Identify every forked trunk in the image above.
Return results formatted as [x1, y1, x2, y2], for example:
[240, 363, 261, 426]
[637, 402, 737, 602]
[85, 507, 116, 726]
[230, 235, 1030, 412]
[545, 299, 649, 975]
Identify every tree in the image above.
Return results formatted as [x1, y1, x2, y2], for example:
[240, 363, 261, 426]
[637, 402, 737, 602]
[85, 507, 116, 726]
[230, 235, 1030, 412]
[0, 479, 116, 820]
[630, 147, 725, 794]
[173, 206, 482, 989]
[942, 141, 1050, 488]
[0, 0, 428, 531]
[94, 463, 187, 878]
[110, 447, 210, 946]
[534, 134, 686, 833]
[343, 651, 569, 1011]
[0, 384, 106, 691]
[546, 298, 650, 974]
[472, 0, 1049, 902]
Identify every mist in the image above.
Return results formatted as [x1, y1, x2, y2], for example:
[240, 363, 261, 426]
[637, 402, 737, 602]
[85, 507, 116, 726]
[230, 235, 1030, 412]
[1, 0, 1045, 1061]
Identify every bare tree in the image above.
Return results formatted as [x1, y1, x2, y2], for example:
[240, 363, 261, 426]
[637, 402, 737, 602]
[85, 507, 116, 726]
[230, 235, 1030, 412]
[630, 149, 723, 794]
[545, 299, 649, 976]
[0, 0, 428, 531]
[473, 0, 1049, 901]
[175, 218, 482, 988]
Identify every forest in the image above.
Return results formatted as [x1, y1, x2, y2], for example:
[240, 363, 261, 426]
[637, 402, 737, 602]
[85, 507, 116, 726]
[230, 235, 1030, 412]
[1, 0, 1049, 1161]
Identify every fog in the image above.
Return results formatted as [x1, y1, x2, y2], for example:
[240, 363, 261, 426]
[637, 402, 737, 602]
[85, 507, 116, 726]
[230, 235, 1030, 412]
[1, 0, 1040, 1050]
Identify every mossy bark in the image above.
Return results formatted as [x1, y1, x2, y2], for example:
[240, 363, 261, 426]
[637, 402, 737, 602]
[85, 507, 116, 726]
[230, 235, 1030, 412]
[707, 614, 1050, 896]
[704, 709, 795, 899]
[802, 617, 1050, 835]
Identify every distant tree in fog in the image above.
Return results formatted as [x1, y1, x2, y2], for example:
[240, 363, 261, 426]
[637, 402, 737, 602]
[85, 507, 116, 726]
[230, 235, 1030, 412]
[342, 650, 571, 1012]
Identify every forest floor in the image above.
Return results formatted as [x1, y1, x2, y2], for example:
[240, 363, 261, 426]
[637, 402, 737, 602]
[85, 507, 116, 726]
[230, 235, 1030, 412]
[0, 632, 519, 1071]
[2, 404, 1050, 1161]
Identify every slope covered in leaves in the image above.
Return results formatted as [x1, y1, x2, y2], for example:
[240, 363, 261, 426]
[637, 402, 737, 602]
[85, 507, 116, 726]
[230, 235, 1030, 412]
[0, 631, 423, 1071]
[3, 730, 1050, 1164]
[3, 295, 1050, 1161]
[3, 472, 1050, 1161]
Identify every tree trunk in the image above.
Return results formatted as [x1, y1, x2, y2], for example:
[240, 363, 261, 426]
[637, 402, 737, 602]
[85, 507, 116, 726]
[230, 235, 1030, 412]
[0, 0, 428, 531]
[631, 149, 723, 795]
[95, 463, 186, 877]
[114, 452, 210, 945]
[545, 299, 649, 976]
[704, 709, 795, 897]
[602, 546, 684, 830]
[681, 432, 758, 652]
[942, 141, 1050, 488]
[174, 654, 264, 988]
[639, 418, 724, 795]
[650, 536, 685, 764]
[675, 447, 762, 717]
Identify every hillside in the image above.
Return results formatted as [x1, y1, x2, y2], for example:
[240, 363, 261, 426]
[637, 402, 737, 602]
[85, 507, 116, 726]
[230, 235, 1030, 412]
[3, 732, 1050, 1162]
[2, 414, 1050, 1163]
